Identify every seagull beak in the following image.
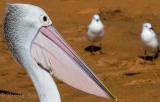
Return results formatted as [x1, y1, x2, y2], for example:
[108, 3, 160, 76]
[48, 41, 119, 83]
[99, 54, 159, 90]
[151, 27, 154, 30]
[96, 19, 99, 22]
[31, 25, 117, 101]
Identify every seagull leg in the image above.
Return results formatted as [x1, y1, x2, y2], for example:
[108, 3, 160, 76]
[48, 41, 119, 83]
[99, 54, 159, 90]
[154, 52, 158, 60]
[90, 42, 95, 55]
[144, 49, 147, 60]
[154, 47, 159, 60]
[99, 41, 104, 54]
[158, 47, 160, 53]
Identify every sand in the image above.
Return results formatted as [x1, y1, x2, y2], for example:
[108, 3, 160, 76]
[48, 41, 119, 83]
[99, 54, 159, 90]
[0, 0, 160, 102]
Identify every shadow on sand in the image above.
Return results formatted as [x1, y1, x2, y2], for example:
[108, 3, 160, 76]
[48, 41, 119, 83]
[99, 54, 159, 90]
[139, 54, 159, 61]
[124, 72, 142, 76]
[0, 89, 22, 96]
[85, 45, 101, 52]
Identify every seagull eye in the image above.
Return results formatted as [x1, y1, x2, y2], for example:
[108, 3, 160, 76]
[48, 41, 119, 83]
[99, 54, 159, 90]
[144, 25, 148, 28]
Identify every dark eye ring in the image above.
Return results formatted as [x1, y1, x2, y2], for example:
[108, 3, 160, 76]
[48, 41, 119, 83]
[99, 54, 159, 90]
[43, 16, 47, 22]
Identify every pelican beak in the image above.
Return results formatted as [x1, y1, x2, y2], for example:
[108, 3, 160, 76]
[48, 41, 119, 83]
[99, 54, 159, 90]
[31, 25, 117, 101]
[39, 25, 79, 60]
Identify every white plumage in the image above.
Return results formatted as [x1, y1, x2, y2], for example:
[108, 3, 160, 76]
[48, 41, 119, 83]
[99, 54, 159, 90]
[141, 23, 159, 59]
[87, 14, 104, 54]
[4, 3, 116, 102]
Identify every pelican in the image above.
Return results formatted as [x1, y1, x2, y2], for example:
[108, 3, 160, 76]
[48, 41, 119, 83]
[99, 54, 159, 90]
[4, 3, 117, 102]
[87, 14, 104, 54]
[141, 23, 159, 60]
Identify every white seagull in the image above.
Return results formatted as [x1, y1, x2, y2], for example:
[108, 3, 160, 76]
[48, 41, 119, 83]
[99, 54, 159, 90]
[141, 23, 159, 60]
[87, 14, 104, 54]
[4, 3, 117, 102]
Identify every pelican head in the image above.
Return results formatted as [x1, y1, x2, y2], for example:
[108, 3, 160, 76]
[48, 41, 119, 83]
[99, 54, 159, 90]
[143, 23, 153, 30]
[92, 14, 100, 22]
[4, 4, 52, 52]
[4, 3, 117, 102]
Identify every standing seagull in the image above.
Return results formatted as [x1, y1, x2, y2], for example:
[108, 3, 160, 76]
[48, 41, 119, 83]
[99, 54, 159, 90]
[87, 14, 104, 54]
[141, 23, 159, 60]
[4, 3, 117, 102]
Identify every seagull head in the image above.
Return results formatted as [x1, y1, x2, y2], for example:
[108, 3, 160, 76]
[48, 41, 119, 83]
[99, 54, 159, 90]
[92, 14, 100, 22]
[143, 23, 153, 30]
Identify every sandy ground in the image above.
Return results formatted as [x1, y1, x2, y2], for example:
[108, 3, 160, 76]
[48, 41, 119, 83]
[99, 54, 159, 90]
[1, 0, 160, 102]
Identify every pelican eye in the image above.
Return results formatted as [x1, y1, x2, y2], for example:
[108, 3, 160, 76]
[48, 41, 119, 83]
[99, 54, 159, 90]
[40, 15, 50, 26]
[43, 16, 47, 22]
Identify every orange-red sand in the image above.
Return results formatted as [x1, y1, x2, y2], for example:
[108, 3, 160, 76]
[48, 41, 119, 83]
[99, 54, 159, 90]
[0, 0, 160, 102]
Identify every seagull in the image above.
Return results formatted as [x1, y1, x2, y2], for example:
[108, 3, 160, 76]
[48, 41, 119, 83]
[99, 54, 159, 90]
[141, 23, 159, 60]
[4, 3, 117, 102]
[87, 14, 104, 54]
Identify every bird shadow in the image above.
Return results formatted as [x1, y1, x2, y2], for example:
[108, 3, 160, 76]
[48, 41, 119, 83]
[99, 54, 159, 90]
[139, 55, 159, 61]
[124, 72, 142, 77]
[85, 45, 101, 52]
[0, 89, 22, 96]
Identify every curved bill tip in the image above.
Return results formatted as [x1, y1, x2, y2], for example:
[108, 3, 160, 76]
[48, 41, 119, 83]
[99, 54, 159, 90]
[114, 97, 118, 102]
[103, 86, 117, 101]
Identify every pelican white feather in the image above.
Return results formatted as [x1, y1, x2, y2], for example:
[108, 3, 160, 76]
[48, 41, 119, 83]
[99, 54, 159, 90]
[4, 3, 117, 102]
